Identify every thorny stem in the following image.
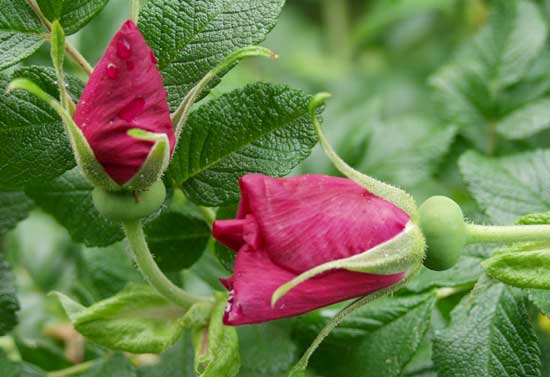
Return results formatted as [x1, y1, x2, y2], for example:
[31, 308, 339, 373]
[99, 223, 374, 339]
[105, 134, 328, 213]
[28, 0, 93, 76]
[123, 220, 212, 309]
[466, 223, 550, 244]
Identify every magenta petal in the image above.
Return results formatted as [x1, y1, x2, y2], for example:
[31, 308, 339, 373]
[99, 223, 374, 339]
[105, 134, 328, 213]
[212, 215, 260, 251]
[74, 20, 175, 185]
[237, 174, 409, 273]
[223, 246, 404, 325]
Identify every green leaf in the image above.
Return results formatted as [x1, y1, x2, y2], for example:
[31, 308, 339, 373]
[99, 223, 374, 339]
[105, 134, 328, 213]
[0, 66, 83, 189]
[0, 349, 43, 377]
[0, 190, 33, 236]
[139, 0, 284, 109]
[80, 353, 137, 377]
[0, 253, 19, 335]
[144, 210, 211, 272]
[529, 289, 550, 316]
[168, 83, 317, 206]
[191, 292, 239, 377]
[517, 211, 550, 225]
[433, 276, 540, 377]
[459, 150, 550, 225]
[293, 293, 436, 377]
[356, 116, 456, 187]
[482, 241, 550, 289]
[26, 168, 125, 247]
[497, 97, 550, 140]
[53, 284, 188, 354]
[37, 0, 109, 35]
[138, 339, 195, 377]
[0, 0, 44, 70]
[238, 322, 297, 377]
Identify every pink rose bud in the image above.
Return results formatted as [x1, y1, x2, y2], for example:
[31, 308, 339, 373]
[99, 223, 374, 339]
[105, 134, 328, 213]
[213, 174, 424, 326]
[74, 20, 175, 186]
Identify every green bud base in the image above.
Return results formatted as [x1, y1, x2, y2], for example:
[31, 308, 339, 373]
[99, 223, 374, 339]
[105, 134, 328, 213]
[92, 180, 166, 221]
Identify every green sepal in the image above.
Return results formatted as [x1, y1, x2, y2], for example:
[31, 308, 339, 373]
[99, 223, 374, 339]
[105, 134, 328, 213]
[122, 129, 171, 191]
[482, 241, 550, 289]
[6, 78, 119, 190]
[191, 292, 240, 377]
[271, 222, 425, 306]
[50, 284, 190, 354]
[92, 180, 166, 222]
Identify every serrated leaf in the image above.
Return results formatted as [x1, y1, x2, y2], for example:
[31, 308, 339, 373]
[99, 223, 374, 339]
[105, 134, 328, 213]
[0, 253, 19, 335]
[168, 83, 317, 206]
[0, 0, 44, 70]
[54, 284, 188, 354]
[434, 276, 540, 377]
[293, 293, 436, 377]
[139, 0, 284, 109]
[357, 116, 456, 187]
[37, 0, 109, 35]
[0, 67, 82, 189]
[459, 150, 550, 225]
[0, 190, 33, 236]
[144, 210, 211, 272]
[497, 97, 550, 139]
[25, 168, 125, 247]
[529, 289, 550, 316]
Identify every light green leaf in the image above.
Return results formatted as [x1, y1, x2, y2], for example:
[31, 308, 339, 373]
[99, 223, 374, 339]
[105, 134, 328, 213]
[168, 82, 317, 206]
[192, 292, 239, 377]
[459, 150, 550, 225]
[53, 284, 188, 354]
[357, 116, 456, 187]
[0, 0, 44, 70]
[25, 168, 125, 247]
[482, 241, 550, 289]
[37, 0, 109, 35]
[497, 97, 550, 140]
[0, 190, 33, 236]
[529, 289, 550, 316]
[144, 210, 211, 272]
[0, 253, 19, 336]
[139, 0, 284, 109]
[433, 276, 540, 377]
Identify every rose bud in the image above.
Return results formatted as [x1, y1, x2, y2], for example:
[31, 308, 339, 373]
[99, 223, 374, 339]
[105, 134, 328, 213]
[213, 174, 425, 326]
[73, 20, 175, 191]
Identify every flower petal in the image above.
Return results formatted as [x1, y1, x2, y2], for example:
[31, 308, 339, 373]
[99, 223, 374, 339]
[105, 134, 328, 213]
[222, 245, 404, 325]
[74, 20, 175, 185]
[237, 174, 409, 273]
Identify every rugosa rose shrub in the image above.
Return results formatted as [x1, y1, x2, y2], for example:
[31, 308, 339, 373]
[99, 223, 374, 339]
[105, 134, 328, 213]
[213, 174, 419, 325]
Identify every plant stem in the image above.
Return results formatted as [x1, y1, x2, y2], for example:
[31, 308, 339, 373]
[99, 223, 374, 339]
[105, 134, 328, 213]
[123, 220, 212, 308]
[46, 360, 95, 377]
[466, 224, 550, 244]
[65, 42, 93, 76]
[131, 0, 140, 22]
[28, 0, 51, 30]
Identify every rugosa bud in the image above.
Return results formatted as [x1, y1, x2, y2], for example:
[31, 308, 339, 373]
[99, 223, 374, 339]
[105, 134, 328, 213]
[212, 174, 425, 326]
[73, 20, 175, 191]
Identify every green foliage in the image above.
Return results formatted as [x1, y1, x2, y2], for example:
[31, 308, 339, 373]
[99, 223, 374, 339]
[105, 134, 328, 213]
[0, 191, 33, 236]
[53, 284, 189, 353]
[168, 82, 317, 206]
[80, 353, 137, 377]
[139, 0, 284, 109]
[0, 253, 19, 336]
[459, 150, 550, 224]
[0, 0, 44, 70]
[26, 168, 124, 247]
[37, 0, 109, 35]
[433, 276, 540, 377]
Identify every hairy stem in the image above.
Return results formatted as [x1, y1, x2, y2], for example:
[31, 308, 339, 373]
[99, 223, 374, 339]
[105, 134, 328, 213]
[466, 224, 550, 244]
[28, 0, 51, 30]
[123, 220, 212, 308]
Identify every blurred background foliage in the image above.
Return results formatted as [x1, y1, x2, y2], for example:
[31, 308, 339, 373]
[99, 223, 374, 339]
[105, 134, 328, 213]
[4, 0, 550, 376]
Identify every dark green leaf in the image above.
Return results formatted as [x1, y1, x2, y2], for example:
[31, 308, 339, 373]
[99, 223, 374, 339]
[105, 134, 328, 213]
[0, 253, 19, 335]
[80, 353, 137, 377]
[139, 0, 284, 109]
[138, 339, 195, 377]
[53, 284, 188, 354]
[459, 150, 550, 224]
[0, 0, 44, 70]
[214, 204, 237, 273]
[434, 276, 540, 377]
[14, 336, 71, 371]
[0, 190, 33, 236]
[37, 0, 109, 35]
[144, 210, 210, 272]
[168, 83, 317, 206]
[26, 168, 125, 247]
